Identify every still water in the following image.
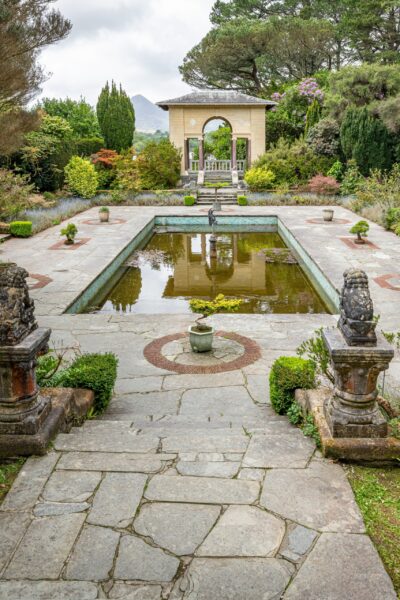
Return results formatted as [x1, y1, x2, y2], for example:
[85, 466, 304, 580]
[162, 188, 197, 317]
[84, 232, 329, 314]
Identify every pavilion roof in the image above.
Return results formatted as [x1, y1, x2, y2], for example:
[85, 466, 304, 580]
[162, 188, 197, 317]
[156, 90, 275, 110]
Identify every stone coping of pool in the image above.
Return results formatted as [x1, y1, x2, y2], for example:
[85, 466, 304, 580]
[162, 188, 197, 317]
[1, 204, 399, 329]
[144, 331, 261, 374]
[296, 388, 400, 462]
[64, 214, 340, 316]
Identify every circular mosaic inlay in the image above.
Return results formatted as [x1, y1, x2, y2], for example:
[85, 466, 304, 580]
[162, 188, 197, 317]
[306, 218, 351, 225]
[81, 218, 127, 225]
[144, 331, 261, 374]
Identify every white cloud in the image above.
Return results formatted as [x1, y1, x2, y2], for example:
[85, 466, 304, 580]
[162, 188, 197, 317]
[38, 0, 215, 105]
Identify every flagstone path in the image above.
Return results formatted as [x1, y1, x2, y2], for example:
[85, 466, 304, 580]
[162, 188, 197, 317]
[0, 204, 399, 598]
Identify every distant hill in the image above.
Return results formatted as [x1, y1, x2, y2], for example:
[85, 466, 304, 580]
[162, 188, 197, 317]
[131, 94, 168, 133]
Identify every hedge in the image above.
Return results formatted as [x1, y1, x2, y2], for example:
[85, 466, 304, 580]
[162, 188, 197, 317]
[269, 356, 316, 415]
[10, 221, 33, 237]
[184, 195, 196, 206]
[40, 352, 118, 414]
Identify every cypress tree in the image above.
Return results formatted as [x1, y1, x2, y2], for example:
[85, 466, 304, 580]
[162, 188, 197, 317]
[340, 107, 393, 175]
[96, 81, 135, 152]
[305, 99, 321, 135]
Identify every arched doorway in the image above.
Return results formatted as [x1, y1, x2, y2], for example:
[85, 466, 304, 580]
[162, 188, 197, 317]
[186, 117, 248, 175]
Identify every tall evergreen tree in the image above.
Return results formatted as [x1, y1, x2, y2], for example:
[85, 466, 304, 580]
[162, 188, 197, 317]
[305, 99, 321, 134]
[340, 107, 393, 175]
[96, 82, 135, 152]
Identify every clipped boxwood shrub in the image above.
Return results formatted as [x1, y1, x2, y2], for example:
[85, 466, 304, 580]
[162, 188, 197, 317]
[184, 195, 196, 206]
[42, 352, 118, 414]
[10, 221, 33, 237]
[269, 356, 316, 415]
[237, 195, 248, 206]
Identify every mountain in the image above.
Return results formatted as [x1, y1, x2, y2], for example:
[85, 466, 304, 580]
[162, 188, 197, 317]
[131, 94, 168, 133]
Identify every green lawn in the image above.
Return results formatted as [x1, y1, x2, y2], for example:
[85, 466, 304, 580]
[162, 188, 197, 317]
[0, 458, 25, 504]
[346, 465, 400, 595]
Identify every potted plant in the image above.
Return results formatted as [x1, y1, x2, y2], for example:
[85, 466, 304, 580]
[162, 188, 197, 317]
[99, 207, 110, 222]
[350, 220, 369, 244]
[188, 294, 243, 352]
[60, 223, 78, 245]
[322, 208, 334, 221]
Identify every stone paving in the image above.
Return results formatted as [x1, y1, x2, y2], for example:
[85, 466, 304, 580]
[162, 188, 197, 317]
[0, 205, 399, 598]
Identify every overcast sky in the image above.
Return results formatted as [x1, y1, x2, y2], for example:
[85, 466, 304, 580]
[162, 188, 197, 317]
[38, 0, 215, 105]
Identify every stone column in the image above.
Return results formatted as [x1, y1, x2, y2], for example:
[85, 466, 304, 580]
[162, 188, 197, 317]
[323, 269, 394, 438]
[231, 138, 237, 170]
[247, 139, 251, 168]
[184, 138, 190, 171]
[198, 137, 205, 171]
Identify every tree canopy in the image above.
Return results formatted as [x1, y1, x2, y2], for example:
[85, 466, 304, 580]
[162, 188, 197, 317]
[38, 97, 101, 138]
[0, 0, 71, 154]
[181, 0, 400, 96]
[180, 17, 335, 95]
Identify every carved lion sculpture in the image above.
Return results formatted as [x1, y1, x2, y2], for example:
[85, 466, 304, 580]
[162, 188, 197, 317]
[338, 268, 377, 346]
[0, 263, 37, 346]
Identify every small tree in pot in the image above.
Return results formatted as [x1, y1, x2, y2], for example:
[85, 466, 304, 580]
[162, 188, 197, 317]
[60, 223, 78, 245]
[188, 294, 243, 352]
[350, 220, 369, 244]
[99, 207, 110, 222]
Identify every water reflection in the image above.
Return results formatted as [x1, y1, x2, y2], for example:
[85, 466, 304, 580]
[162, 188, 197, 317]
[86, 232, 328, 314]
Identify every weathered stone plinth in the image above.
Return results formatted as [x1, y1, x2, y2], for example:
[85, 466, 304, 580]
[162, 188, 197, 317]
[0, 328, 51, 436]
[0, 262, 93, 457]
[296, 388, 400, 462]
[322, 328, 393, 438]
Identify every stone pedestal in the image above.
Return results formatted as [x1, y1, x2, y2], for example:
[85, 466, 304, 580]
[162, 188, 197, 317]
[0, 262, 93, 457]
[322, 328, 394, 438]
[0, 328, 51, 435]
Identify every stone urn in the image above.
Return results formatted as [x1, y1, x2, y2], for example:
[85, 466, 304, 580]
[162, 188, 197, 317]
[323, 208, 334, 222]
[99, 208, 110, 222]
[188, 325, 214, 353]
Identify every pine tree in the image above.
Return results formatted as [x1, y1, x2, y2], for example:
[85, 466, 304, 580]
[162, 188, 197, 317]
[96, 81, 135, 152]
[340, 107, 393, 175]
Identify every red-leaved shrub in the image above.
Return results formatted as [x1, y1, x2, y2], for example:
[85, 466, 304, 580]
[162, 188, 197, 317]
[308, 174, 340, 195]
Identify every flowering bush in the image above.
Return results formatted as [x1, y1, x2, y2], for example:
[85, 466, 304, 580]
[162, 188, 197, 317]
[306, 119, 341, 157]
[64, 156, 99, 198]
[298, 78, 324, 102]
[308, 174, 340, 195]
[244, 167, 275, 191]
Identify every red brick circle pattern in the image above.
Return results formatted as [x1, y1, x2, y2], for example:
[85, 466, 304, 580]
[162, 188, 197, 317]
[81, 218, 127, 225]
[144, 331, 262, 374]
[28, 273, 53, 290]
[306, 218, 351, 225]
[374, 273, 400, 291]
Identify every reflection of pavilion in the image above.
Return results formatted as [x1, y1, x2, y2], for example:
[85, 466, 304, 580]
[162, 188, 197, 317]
[163, 233, 268, 298]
